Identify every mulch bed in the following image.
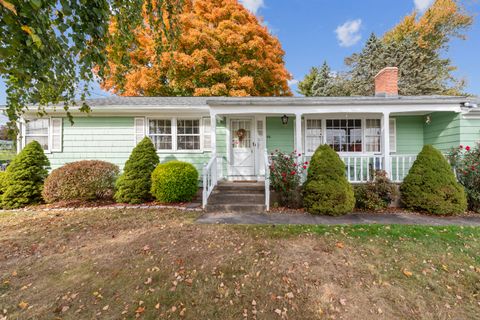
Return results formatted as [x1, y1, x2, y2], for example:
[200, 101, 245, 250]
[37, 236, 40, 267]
[0, 200, 202, 213]
[269, 206, 480, 217]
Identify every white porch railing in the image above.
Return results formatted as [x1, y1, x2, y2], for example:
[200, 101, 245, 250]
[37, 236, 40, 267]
[202, 155, 217, 209]
[340, 155, 385, 183]
[264, 149, 270, 211]
[390, 154, 417, 183]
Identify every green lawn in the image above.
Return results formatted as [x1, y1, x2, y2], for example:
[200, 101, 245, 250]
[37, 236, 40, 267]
[0, 208, 479, 319]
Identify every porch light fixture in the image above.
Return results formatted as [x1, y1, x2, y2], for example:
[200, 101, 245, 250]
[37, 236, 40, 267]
[281, 114, 289, 125]
[425, 115, 432, 125]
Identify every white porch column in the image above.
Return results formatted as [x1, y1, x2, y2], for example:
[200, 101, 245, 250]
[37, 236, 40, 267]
[210, 111, 218, 181]
[210, 112, 217, 156]
[382, 111, 391, 177]
[295, 113, 303, 157]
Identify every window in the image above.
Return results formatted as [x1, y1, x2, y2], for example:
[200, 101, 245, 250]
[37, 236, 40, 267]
[365, 119, 381, 152]
[149, 119, 172, 150]
[389, 118, 396, 153]
[306, 119, 322, 153]
[326, 119, 362, 152]
[25, 119, 49, 150]
[177, 119, 200, 150]
[148, 118, 207, 151]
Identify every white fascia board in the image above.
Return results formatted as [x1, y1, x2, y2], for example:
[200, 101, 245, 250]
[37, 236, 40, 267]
[209, 103, 462, 115]
[22, 104, 210, 116]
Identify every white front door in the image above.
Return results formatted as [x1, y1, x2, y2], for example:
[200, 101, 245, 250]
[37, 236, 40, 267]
[230, 118, 255, 178]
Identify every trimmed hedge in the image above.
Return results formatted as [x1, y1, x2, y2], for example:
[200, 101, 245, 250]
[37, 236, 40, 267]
[303, 145, 355, 215]
[151, 161, 198, 203]
[400, 145, 467, 215]
[115, 137, 159, 204]
[1, 141, 50, 209]
[42, 160, 119, 203]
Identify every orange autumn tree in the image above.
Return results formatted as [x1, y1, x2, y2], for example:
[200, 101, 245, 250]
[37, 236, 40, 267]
[101, 0, 292, 97]
[383, 0, 472, 50]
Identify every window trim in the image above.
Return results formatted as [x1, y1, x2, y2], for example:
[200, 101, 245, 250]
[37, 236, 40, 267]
[364, 118, 382, 153]
[304, 115, 394, 156]
[146, 116, 211, 154]
[176, 118, 201, 151]
[148, 118, 175, 151]
[22, 117, 52, 153]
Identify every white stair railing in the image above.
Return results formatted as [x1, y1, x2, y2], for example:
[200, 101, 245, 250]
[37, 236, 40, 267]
[202, 155, 217, 209]
[264, 149, 270, 211]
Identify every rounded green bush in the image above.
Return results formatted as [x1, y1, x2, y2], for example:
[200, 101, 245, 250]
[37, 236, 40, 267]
[42, 160, 119, 203]
[151, 161, 199, 203]
[303, 145, 354, 215]
[400, 145, 467, 215]
[0, 171, 8, 197]
[115, 137, 159, 204]
[1, 141, 50, 209]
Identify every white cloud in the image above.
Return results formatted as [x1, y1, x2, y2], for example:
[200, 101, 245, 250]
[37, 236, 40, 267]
[288, 79, 299, 86]
[414, 0, 434, 12]
[335, 19, 362, 47]
[239, 0, 264, 15]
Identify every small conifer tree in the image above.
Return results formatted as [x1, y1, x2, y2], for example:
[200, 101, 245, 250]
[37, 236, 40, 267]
[401, 145, 467, 215]
[2, 141, 50, 209]
[114, 137, 160, 204]
[303, 145, 354, 215]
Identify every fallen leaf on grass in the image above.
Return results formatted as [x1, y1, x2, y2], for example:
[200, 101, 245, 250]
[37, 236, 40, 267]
[135, 306, 145, 314]
[336, 242, 344, 249]
[18, 301, 29, 310]
[402, 270, 413, 277]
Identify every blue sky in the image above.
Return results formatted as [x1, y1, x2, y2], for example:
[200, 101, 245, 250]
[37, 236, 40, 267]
[0, 0, 479, 108]
[243, 0, 480, 95]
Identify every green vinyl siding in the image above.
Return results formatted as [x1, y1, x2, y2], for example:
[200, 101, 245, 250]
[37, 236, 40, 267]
[423, 112, 461, 152]
[459, 117, 480, 148]
[266, 116, 295, 152]
[47, 116, 220, 177]
[48, 117, 135, 170]
[394, 116, 424, 154]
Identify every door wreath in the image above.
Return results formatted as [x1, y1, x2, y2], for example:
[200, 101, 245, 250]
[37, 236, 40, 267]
[236, 128, 247, 141]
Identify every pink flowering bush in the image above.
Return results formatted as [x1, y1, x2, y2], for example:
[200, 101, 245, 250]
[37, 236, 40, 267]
[269, 150, 307, 208]
[449, 143, 480, 211]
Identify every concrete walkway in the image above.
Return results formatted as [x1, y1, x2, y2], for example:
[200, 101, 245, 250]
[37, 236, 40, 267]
[196, 212, 480, 226]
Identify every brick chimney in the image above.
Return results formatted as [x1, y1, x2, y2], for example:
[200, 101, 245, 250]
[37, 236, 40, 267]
[374, 67, 398, 96]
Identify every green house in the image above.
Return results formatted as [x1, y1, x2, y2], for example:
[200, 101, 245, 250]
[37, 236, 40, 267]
[12, 67, 480, 207]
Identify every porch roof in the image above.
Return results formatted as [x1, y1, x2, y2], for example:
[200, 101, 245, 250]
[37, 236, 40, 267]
[12, 95, 478, 116]
[206, 95, 472, 106]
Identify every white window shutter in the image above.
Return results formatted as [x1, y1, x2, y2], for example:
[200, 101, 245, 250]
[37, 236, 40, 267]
[134, 117, 146, 145]
[51, 118, 63, 152]
[203, 117, 212, 150]
[389, 118, 396, 153]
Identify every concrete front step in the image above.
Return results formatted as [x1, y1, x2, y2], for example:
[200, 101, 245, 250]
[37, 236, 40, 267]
[206, 181, 267, 213]
[205, 204, 266, 214]
[208, 193, 264, 205]
[214, 183, 264, 193]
